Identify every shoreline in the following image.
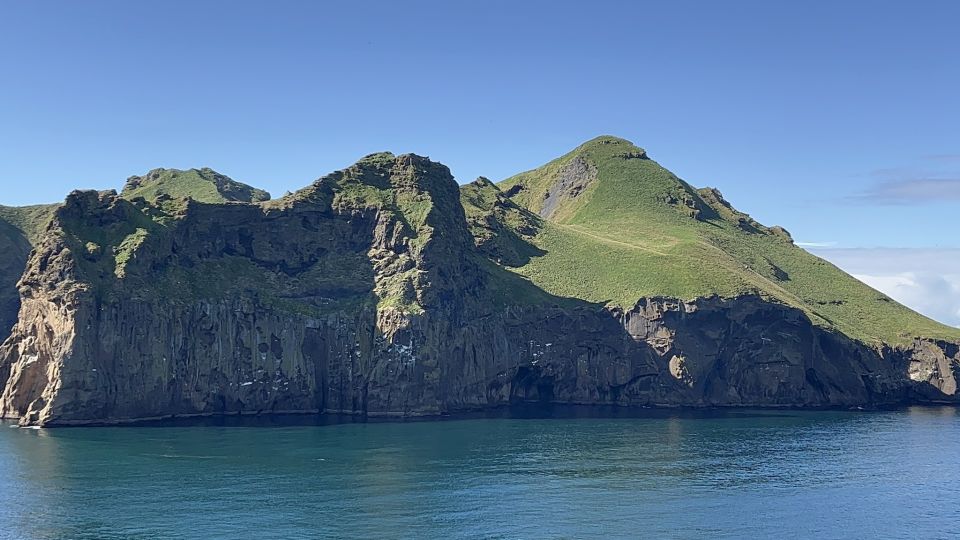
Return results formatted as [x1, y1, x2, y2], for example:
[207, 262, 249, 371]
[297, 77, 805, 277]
[5, 400, 957, 428]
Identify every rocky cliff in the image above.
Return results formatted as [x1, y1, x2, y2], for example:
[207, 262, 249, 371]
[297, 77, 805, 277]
[1, 141, 958, 426]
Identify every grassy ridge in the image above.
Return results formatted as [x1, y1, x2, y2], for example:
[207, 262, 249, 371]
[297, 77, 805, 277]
[0, 204, 58, 244]
[487, 136, 959, 345]
[3, 141, 955, 346]
[122, 168, 271, 204]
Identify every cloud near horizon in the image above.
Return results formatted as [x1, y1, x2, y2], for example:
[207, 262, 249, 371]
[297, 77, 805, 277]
[795, 241, 837, 248]
[852, 272, 960, 328]
[923, 154, 960, 162]
[809, 248, 960, 328]
[849, 177, 960, 205]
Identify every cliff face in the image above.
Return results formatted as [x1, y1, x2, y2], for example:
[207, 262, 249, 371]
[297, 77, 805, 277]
[1, 147, 958, 426]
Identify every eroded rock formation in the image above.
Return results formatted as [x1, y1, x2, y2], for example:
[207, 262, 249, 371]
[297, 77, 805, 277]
[0, 151, 957, 426]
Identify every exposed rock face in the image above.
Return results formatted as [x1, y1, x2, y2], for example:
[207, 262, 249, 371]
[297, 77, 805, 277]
[539, 157, 596, 219]
[618, 297, 905, 406]
[899, 339, 960, 400]
[0, 154, 492, 425]
[0, 153, 958, 426]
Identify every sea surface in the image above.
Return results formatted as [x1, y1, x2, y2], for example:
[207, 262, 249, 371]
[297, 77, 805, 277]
[1, 407, 958, 539]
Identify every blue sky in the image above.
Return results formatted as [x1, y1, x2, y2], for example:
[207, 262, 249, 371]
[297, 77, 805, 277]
[1, 1, 958, 324]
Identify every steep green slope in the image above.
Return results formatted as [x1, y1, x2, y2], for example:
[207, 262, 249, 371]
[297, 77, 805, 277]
[0, 205, 56, 342]
[122, 168, 271, 204]
[0, 204, 58, 244]
[479, 136, 959, 345]
[0, 217, 31, 339]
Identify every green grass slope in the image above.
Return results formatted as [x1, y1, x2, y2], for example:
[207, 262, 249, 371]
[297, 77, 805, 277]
[0, 204, 58, 244]
[122, 168, 271, 204]
[478, 136, 959, 346]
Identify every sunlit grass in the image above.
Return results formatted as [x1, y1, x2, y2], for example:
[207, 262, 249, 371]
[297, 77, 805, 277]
[486, 136, 960, 346]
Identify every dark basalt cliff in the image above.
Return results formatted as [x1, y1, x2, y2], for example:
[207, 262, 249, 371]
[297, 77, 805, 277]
[1, 145, 958, 426]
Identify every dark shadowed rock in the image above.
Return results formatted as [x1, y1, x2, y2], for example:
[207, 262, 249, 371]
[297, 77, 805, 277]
[0, 219, 30, 344]
[0, 143, 958, 426]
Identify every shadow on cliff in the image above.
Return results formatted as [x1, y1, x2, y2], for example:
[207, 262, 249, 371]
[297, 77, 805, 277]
[4, 162, 959, 426]
[482, 227, 960, 410]
[0, 219, 31, 345]
[119, 193, 960, 415]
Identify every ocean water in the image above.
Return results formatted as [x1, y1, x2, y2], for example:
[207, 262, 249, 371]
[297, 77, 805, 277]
[1, 407, 958, 539]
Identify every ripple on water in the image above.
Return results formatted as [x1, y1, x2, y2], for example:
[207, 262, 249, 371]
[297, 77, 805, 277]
[1, 408, 958, 539]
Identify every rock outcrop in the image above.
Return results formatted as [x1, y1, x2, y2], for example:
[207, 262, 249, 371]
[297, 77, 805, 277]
[898, 339, 960, 400]
[1, 148, 958, 426]
[539, 156, 597, 219]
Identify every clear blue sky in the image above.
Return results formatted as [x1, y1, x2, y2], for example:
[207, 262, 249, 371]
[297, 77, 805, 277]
[1, 0, 958, 251]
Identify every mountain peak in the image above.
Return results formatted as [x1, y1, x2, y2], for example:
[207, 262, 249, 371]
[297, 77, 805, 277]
[497, 135, 663, 221]
[575, 135, 648, 158]
[122, 168, 271, 204]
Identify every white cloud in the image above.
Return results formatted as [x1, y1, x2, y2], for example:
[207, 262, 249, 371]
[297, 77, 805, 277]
[808, 248, 960, 328]
[796, 241, 837, 248]
[850, 178, 960, 205]
[852, 272, 960, 327]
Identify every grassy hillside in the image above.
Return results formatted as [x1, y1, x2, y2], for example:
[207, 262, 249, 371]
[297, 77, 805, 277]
[122, 168, 271, 204]
[478, 136, 960, 346]
[0, 204, 58, 244]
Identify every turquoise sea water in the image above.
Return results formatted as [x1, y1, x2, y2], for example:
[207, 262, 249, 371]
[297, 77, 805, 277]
[1, 408, 958, 539]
